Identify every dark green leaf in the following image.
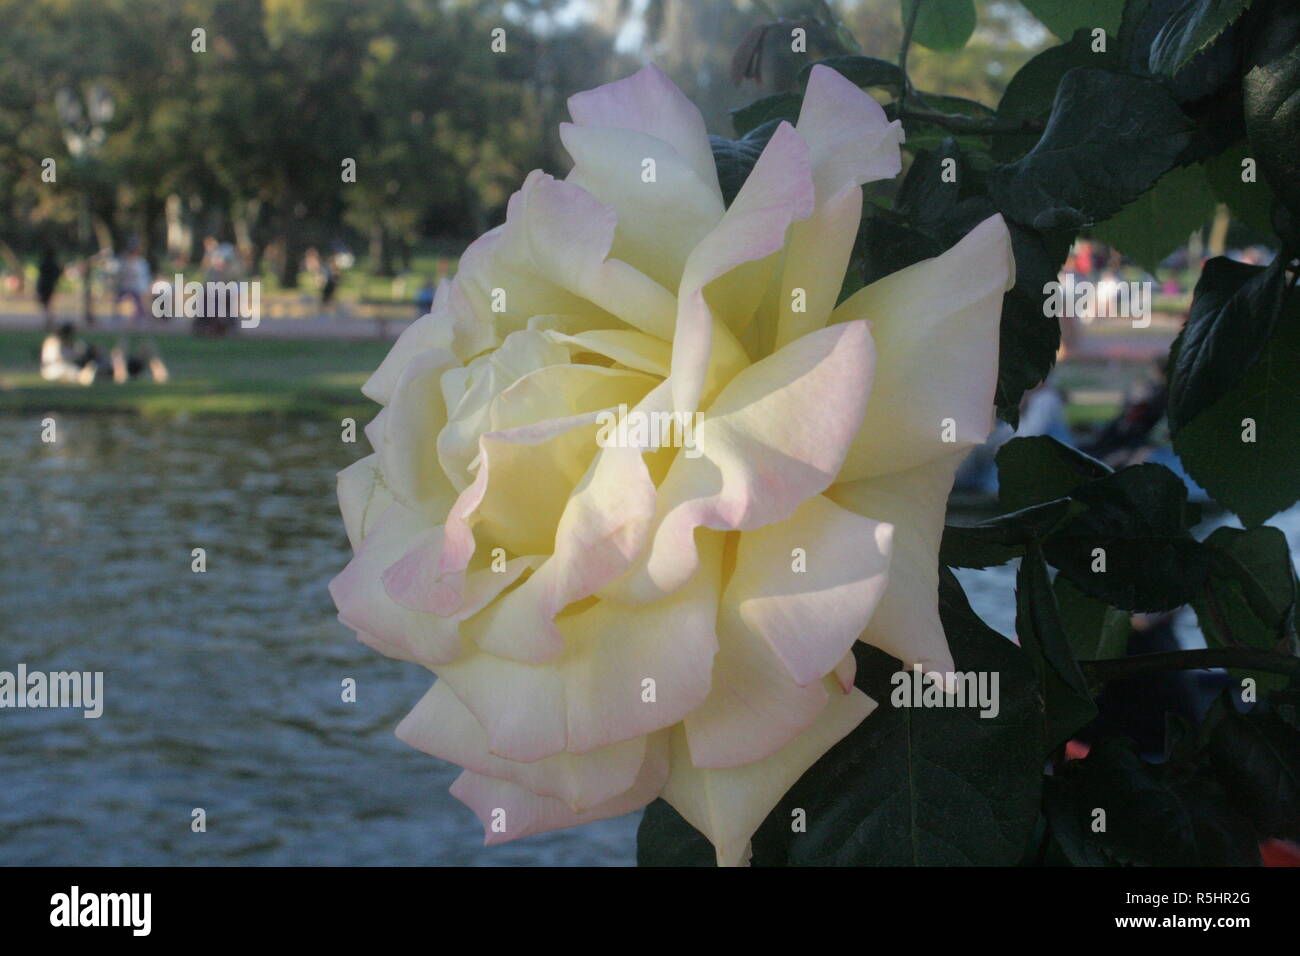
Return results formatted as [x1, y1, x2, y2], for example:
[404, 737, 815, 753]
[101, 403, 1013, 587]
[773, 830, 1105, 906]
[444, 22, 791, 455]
[750, 570, 1042, 865]
[1193, 526, 1297, 691]
[1173, 292, 1300, 526]
[1242, 1, 1300, 220]
[1042, 464, 1211, 611]
[729, 93, 801, 138]
[1016, 548, 1098, 750]
[710, 120, 781, 206]
[1204, 141, 1275, 235]
[853, 208, 945, 290]
[941, 497, 1078, 569]
[1090, 163, 1217, 272]
[1054, 575, 1132, 661]
[1020, 0, 1126, 40]
[1196, 526, 1297, 650]
[1204, 704, 1300, 841]
[1148, 0, 1252, 77]
[995, 435, 1112, 512]
[798, 55, 903, 92]
[1168, 255, 1289, 434]
[902, 0, 976, 52]
[990, 68, 1193, 231]
[992, 29, 1119, 163]
[996, 221, 1073, 421]
[636, 799, 717, 866]
[1045, 738, 1261, 865]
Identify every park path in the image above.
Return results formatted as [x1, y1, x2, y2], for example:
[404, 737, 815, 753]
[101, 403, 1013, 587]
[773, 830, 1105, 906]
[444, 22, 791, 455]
[0, 300, 413, 341]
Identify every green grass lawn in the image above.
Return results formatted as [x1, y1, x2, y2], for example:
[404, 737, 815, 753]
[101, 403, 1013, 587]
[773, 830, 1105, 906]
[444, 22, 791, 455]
[0, 327, 1125, 430]
[0, 331, 388, 420]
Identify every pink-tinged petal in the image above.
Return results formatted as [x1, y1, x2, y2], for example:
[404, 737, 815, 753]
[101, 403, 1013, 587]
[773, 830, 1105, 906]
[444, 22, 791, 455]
[432, 410, 606, 620]
[327, 506, 462, 667]
[539, 379, 668, 611]
[605, 320, 874, 604]
[439, 533, 724, 761]
[397, 681, 648, 812]
[380, 348, 460, 514]
[380, 522, 539, 616]
[437, 329, 571, 491]
[773, 183, 863, 352]
[562, 123, 725, 289]
[729, 494, 892, 687]
[663, 686, 876, 866]
[458, 379, 662, 665]
[450, 733, 669, 846]
[567, 64, 721, 201]
[833, 214, 1014, 482]
[682, 496, 890, 769]
[833, 651, 857, 694]
[683, 579, 833, 767]
[432, 367, 657, 631]
[560, 531, 723, 754]
[461, 171, 679, 340]
[337, 454, 393, 551]
[671, 121, 816, 416]
[797, 64, 904, 202]
[433, 647, 568, 761]
[363, 277, 495, 405]
[828, 452, 966, 674]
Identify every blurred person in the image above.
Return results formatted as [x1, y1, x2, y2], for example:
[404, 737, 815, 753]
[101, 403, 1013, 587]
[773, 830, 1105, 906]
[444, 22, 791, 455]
[415, 277, 436, 318]
[1081, 356, 1170, 464]
[305, 247, 338, 314]
[115, 244, 152, 327]
[36, 248, 62, 331]
[109, 337, 169, 384]
[40, 322, 96, 384]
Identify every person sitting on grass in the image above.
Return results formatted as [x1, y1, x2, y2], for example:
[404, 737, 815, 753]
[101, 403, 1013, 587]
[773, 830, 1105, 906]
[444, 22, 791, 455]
[109, 338, 168, 384]
[40, 324, 168, 385]
[40, 322, 96, 384]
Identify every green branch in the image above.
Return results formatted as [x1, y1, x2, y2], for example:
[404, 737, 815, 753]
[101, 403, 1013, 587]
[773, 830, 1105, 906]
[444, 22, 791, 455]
[1081, 648, 1300, 684]
[898, 0, 922, 115]
[895, 106, 1045, 136]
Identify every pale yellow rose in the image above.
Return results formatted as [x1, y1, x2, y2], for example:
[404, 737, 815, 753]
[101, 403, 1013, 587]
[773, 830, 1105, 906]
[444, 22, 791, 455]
[331, 64, 1013, 865]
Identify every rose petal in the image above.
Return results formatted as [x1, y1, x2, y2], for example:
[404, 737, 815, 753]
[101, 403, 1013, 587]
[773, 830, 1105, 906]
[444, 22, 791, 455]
[605, 319, 874, 603]
[663, 686, 876, 866]
[797, 64, 904, 202]
[397, 680, 648, 812]
[449, 732, 669, 846]
[671, 121, 816, 416]
[337, 454, 394, 551]
[562, 123, 724, 289]
[827, 451, 967, 674]
[728, 494, 892, 688]
[566, 63, 721, 202]
[380, 348, 461, 514]
[832, 214, 1013, 482]
[439, 532, 724, 760]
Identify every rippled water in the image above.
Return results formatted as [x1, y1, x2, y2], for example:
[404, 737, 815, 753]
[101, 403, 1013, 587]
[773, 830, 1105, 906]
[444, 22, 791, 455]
[3, 414, 1295, 866]
[0, 414, 636, 865]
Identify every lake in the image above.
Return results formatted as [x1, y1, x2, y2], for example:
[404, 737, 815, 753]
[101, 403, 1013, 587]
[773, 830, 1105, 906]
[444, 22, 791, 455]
[2, 414, 1293, 865]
